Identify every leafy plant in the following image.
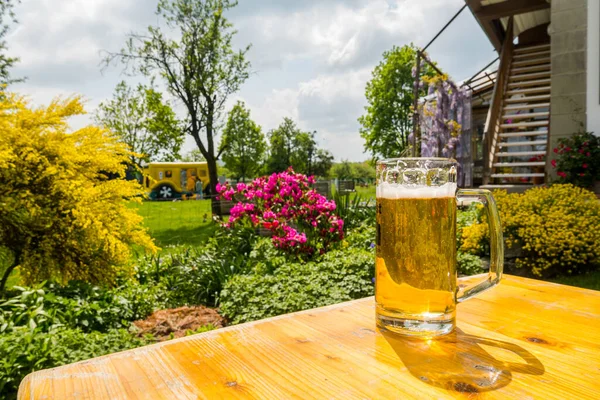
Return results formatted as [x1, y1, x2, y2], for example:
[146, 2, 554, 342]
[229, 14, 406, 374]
[552, 131, 600, 188]
[220, 249, 375, 325]
[0, 326, 149, 399]
[457, 252, 485, 276]
[332, 191, 375, 231]
[95, 81, 183, 168]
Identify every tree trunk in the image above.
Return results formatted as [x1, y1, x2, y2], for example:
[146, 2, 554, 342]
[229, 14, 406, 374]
[0, 249, 20, 297]
[207, 155, 221, 216]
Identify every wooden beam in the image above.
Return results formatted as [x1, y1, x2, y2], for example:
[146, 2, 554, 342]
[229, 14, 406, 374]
[466, 0, 504, 52]
[476, 0, 550, 21]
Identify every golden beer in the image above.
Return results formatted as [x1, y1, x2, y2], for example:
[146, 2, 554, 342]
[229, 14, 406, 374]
[375, 158, 504, 337]
[376, 193, 457, 335]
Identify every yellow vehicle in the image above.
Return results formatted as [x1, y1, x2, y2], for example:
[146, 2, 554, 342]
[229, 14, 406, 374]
[143, 162, 211, 200]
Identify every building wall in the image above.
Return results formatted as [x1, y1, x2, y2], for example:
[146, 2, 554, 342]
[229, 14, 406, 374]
[587, 0, 600, 135]
[548, 0, 588, 177]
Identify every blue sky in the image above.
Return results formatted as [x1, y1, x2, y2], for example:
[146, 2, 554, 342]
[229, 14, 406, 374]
[8, 0, 495, 161]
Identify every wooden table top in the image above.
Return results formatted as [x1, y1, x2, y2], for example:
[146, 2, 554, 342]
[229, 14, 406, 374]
[18, 275, 600, 399]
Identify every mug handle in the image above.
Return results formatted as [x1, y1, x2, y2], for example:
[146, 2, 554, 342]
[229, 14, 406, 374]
[455, 189, 504, 302]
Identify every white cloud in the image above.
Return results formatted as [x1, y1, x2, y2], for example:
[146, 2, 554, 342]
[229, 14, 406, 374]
[6, 0, 493, 161]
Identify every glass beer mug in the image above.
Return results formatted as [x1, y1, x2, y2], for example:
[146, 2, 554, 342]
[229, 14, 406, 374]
[375, 158, 503, 337]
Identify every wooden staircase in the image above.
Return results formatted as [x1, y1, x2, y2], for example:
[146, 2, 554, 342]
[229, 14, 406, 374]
[482, 24, 550, 191]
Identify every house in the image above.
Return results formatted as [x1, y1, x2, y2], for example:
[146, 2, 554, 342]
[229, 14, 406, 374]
[462, 0, 593, 190]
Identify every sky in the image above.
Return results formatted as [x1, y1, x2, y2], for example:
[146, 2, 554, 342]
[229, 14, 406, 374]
[7, 0, 496, 162]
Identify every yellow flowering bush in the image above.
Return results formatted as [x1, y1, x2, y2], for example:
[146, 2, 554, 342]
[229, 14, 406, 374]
[0, 94, 156, 292]
[460, 222, 489, 255]
[462, 185, 600, 277]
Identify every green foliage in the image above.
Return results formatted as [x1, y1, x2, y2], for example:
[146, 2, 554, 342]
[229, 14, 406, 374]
[133, 223, 261, 307]
[457, 252, 485, 276]
[180, 149, 206, 162]
[0, 327, 148, 398]
[359, 44, 436, 159]
[220, 248, 375, 325]
[0, 0, 22, 85]
[332, 191, 375, 230]
[331, 160, 376, 182]
[95, 81, 183, 167]
[0, 281, 158, 398]
[552, 131, 600, 188]
[220, 101, 266, 181]
[265, 118, 333, 176]
[104, 0, 251, 206]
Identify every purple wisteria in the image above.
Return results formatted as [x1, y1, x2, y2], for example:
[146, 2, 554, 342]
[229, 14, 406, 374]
[417, 53, 469, 158]
[217, 168, 344, 256]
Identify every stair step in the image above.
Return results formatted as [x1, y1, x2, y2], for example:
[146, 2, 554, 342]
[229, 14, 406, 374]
[502, 111, 549, 120]
[511, 64, 551, 74]
[514, 43, 550, 54]
[513, 50, 550, 60]
[493, 162, 546, 167]
[496, 151, 546, 157]
[509, 71, 551, 81]
[498, 140, 547, 147]
[500, 130, 548, 138]
[501, 121, 548, 129]
[507, 78, 551, 88]
[491, 173, 545, 178]
[505, 86, 551, 96]
[512, 57, 551, 68]
[504, 103, 550, 111]
[504, 94, 550, 103]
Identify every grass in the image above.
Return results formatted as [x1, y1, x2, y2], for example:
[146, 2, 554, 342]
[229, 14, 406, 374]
[132, 200, 217, 247]
[549, 270, 600, 291]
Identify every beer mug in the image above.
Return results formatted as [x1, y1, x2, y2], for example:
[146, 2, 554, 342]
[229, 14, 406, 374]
[375, 158, 503, 337]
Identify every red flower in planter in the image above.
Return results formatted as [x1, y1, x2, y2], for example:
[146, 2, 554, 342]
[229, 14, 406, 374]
[551, 159, 557, 168]
[557, 171, 567, 178]
[583, 163, 589, 169]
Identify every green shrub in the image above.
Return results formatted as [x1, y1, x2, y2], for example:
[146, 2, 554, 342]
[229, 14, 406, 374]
[220, 249, 375, 325]
[457, 252, 485, 276]
[1, 281, 168, 334]
[0, 326, 149, 399]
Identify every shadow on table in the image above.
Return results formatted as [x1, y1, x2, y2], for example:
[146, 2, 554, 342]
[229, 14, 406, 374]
[380, 328, 545, 394]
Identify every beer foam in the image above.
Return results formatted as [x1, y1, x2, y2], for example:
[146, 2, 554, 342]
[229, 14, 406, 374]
[377, 182, 457, 199]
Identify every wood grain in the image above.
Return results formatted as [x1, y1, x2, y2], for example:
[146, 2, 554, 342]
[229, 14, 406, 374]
[17, 275, 600, 399]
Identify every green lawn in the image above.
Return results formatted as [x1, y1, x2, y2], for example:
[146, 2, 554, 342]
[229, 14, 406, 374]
[549, 270, 600, 291]
[133, 200, 217, 247]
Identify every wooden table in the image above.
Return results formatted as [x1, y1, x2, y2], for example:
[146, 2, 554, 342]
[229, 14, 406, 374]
[18, 275, 600, 399]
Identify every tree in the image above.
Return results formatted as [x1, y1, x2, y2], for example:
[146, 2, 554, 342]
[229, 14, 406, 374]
[95, 81, 183, 167]
[352, 162, 376, 182]
[359, 44, 435, 159]
[266, 118, 331, 177]
[180, 149, 206, 162]
[0, 94, 156, 294]
[312, 149, 334, 178]
[220, 101, 266, 181]
[331, 160, 354, 180]
[0, 0, 22, 85]
[267, 118, 296, 174]
[103, 0, 250, 211]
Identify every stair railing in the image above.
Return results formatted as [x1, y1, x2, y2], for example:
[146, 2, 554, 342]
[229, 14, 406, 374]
[483, 17, 514, 185]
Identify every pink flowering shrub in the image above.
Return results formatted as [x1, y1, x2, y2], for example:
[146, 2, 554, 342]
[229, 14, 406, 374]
[552, 132, 600, 188]
[217, 168, 344, 256]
